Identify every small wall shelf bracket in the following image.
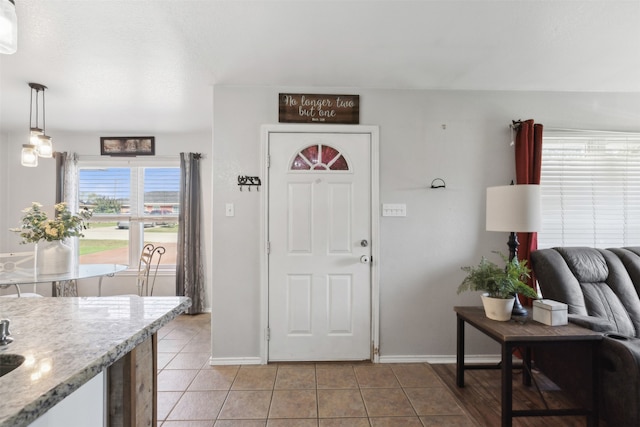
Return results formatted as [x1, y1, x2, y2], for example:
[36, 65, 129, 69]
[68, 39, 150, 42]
[430, 178, 446, 189]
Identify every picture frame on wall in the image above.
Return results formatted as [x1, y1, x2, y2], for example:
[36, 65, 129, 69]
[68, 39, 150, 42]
[100, 137, 155, 156]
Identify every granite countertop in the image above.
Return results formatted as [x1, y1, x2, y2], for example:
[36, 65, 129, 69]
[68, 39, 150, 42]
[0, 296, 191, 427]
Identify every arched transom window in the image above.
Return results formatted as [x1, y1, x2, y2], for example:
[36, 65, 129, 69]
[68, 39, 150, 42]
[290, 144, 350, 171]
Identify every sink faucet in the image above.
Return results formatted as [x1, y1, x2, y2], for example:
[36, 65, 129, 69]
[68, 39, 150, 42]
[0, 319, 13, 345]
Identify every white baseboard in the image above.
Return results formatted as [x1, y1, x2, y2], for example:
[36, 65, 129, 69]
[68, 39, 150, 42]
[378, 354, 501, 364]
[209, 354, 502, 366]
[378, 355, 431, 364]
[209, 356, 263, 366]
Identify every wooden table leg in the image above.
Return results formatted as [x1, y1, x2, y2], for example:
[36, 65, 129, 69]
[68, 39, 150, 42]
[456, 314, 465, 387]
[502, 342, 513, 427]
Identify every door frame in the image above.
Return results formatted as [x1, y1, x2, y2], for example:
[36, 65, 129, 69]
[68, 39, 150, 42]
[260, 124, 380, 364]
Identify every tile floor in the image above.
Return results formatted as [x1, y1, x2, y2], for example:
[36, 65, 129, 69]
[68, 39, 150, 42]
[157, 313, 475, 427]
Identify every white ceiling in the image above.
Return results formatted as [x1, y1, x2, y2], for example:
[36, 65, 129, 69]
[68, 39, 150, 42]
[1, 0, 639, 135]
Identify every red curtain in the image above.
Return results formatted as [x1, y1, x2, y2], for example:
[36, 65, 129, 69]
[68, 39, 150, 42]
[514, 119, 543, 303]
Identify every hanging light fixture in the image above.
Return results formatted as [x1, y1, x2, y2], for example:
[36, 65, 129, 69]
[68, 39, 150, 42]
[0, 0, 17, 55]
[20, 144, 38, 167]
[22, 83, 54, 167]
[38, 134, 53, 158]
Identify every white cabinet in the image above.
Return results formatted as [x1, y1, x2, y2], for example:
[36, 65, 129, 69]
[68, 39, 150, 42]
[29, 371, 105, 427]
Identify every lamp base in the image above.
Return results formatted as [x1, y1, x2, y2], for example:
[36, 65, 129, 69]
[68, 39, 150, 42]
[511, 293, 528, 317]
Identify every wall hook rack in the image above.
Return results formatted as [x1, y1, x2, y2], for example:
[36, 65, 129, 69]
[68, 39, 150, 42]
[430, 178, 446, 189]
[238, 175, 262, 191]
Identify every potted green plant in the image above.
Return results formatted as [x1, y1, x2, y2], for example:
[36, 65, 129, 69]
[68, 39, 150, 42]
[458, 252, 538, 321]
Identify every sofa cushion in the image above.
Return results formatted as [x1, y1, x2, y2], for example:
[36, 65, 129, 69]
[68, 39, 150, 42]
[556, 247, 608, 283]
[610, 247, 640, 296]
[531, 248, 594, 315]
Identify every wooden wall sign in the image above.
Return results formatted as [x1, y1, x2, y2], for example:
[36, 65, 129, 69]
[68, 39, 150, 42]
[279, 93, 359, 124]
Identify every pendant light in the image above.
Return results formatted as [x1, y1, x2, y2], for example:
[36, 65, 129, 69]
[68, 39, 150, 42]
[0, 0, 17, 55]
[20, 144, 38, 167]
[22, 83, 53, 167]
[38, 135, 53, 158]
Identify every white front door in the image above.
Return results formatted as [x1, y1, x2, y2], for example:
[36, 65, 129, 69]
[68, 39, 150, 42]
[268, 130, 372, 361]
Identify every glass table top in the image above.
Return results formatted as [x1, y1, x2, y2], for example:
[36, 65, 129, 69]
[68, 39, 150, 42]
[0, 264, 128, 285]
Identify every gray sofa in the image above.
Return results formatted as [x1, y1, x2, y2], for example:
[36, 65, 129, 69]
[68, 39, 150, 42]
[531, 247, 640, 427]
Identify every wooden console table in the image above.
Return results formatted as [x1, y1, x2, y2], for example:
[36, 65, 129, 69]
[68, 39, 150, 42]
[455, 306, 603, 427]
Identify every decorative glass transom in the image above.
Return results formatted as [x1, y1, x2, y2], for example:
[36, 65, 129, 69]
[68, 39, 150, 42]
[290, 144, 349, 171]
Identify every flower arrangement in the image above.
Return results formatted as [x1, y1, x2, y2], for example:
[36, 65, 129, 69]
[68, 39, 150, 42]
[11, 202, 92, 244]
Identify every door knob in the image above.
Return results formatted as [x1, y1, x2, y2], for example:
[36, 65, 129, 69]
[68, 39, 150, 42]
[360, 255, 370, 264]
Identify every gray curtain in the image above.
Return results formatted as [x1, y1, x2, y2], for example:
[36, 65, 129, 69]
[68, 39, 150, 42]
[54, 152, 65, 204]
[176, 153, 205, 314]
[54, 152, 80, 258]
[54, 151, 78, 205]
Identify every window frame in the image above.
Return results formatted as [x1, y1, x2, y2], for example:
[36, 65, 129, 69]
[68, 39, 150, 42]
[77, 156, 180, 271]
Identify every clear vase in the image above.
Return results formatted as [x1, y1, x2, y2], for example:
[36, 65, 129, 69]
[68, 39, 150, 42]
[37, 240, 72, 275]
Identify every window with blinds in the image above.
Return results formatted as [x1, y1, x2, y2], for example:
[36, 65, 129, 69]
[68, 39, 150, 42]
[79, 167, 180, 218]
[539, 130, 640, 249]
[77, 166, 180, 268]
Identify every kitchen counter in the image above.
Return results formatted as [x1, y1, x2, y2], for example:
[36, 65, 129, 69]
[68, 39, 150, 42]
[0, 296, 191, 427]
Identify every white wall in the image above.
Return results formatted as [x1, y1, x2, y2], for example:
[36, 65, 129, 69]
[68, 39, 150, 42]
[0, 132, 8, 247]
[0, 129, 213, 302]
[211, 86, 640, 361]
[3, 88, 639, 359]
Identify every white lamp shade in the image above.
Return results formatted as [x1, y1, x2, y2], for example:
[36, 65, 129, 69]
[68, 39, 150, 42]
[486, 184, 541, 232]
[0, 0, 17, 55]
[21, 144, 38, 167]
[30, 129, 43, 146]
[37, 135, 53, 158]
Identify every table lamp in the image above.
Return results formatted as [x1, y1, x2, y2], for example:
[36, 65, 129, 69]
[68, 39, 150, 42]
[486, 183, 541, 316]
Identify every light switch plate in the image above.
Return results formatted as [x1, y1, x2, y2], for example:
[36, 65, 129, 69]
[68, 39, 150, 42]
[225, 203, 234, 217]
[382, 204, 407, 217]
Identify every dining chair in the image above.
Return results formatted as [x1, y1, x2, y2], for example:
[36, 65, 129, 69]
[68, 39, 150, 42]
[0, 252, 43, 297]
[136, 244, 165, 296]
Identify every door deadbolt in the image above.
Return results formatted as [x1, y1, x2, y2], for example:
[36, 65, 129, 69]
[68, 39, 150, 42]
[360, 239, 368, 247]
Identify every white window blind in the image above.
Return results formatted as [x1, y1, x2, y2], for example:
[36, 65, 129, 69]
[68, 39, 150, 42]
[79, 167, 131, 217]
[539, 130, 640, 249]
[78, 167, 180, 220]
